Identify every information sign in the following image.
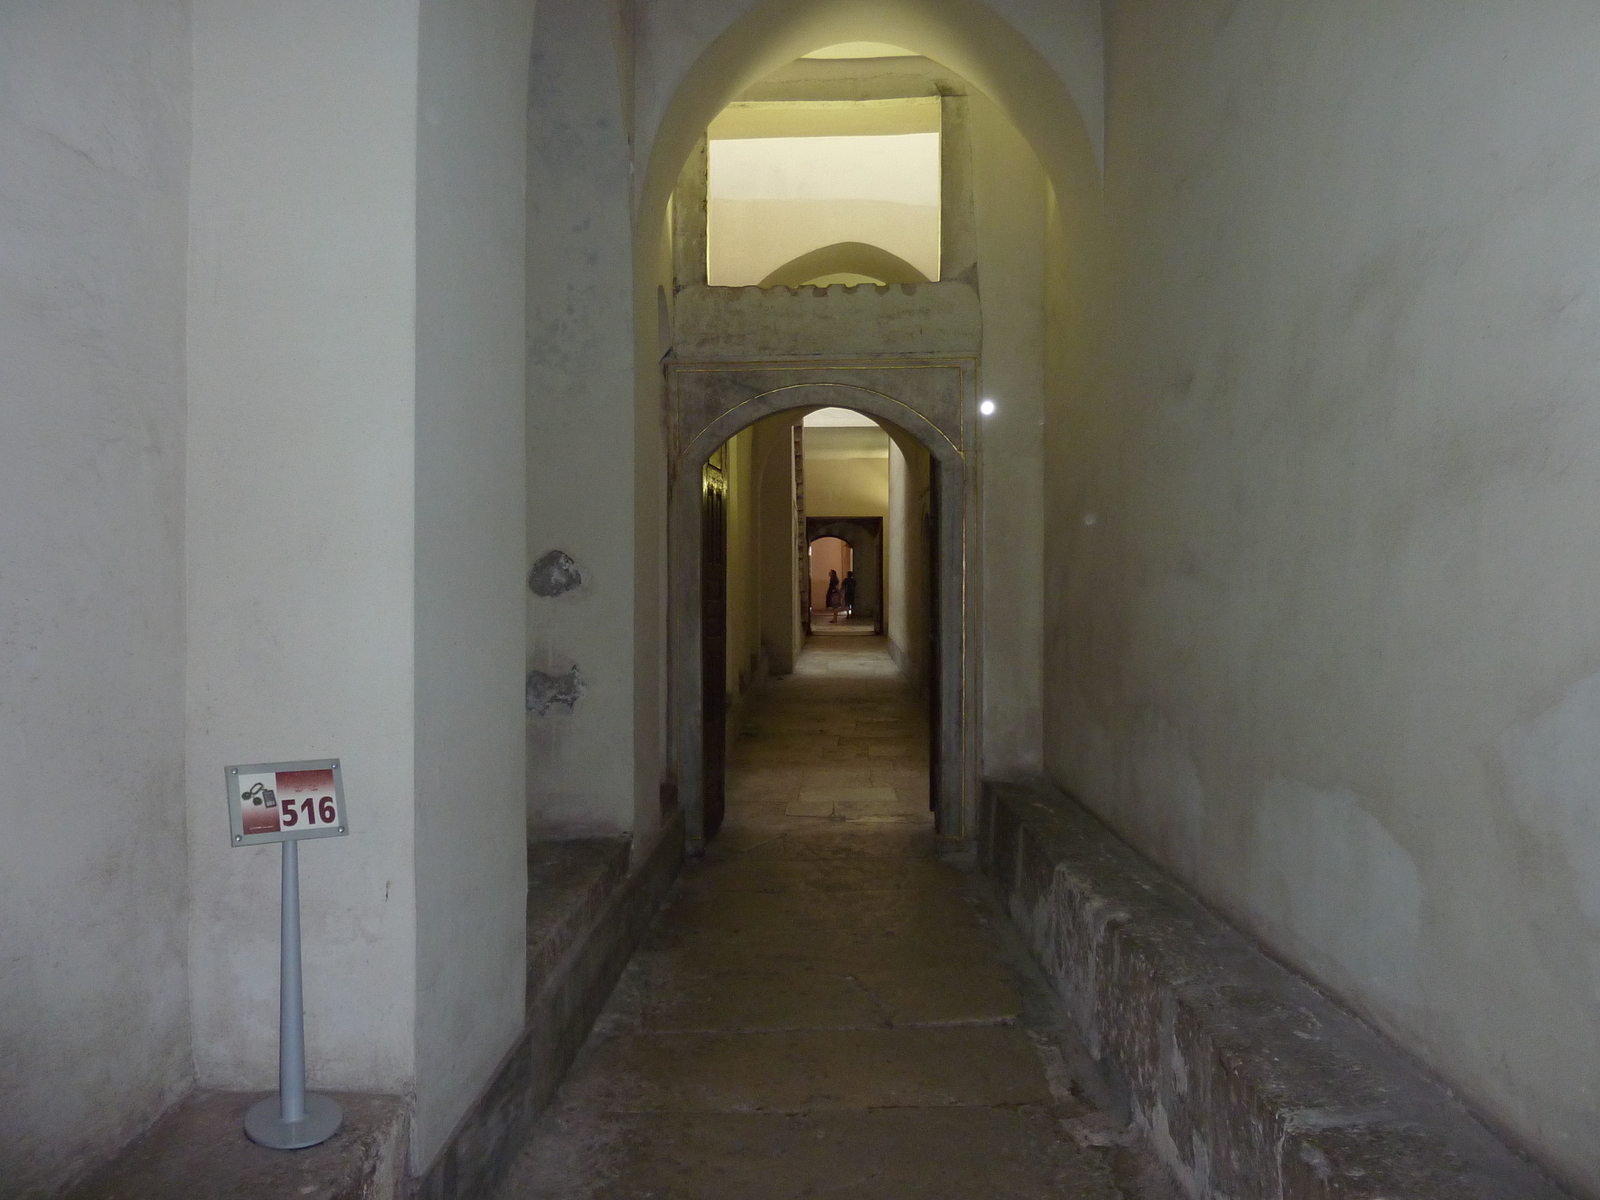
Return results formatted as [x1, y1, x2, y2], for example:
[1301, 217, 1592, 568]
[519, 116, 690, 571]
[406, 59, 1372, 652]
[224, 756, 347, 1150]
[226, 760, 347, 846]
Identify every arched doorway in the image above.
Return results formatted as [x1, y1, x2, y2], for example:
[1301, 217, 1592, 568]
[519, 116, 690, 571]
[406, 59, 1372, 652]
[668, 366, 977, 850]
[808, 520, 883, 634]
[642, 0, 1103, 858]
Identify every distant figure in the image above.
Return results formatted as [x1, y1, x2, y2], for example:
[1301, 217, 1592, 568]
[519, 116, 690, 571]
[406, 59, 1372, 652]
[825, 569, 842, 623]
[841, 571, 857, 619]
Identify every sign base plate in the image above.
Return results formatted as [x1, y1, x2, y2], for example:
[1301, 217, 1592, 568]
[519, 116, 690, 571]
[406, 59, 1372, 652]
[244, 1093, 343, 1150]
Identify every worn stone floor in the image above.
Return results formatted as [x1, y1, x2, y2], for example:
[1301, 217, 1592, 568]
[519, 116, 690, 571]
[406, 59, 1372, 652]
[499, 635, 1174, 1200]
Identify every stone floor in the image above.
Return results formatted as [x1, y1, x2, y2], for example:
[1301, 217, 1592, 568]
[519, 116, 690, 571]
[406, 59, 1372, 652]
[498, 635, 1175, 1200]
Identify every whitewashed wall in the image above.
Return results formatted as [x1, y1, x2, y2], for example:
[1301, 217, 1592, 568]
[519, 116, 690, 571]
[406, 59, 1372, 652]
[1046, 5, 1600, 1192]
[413, 0, 534, 1170]
[0, 3, 192, 1191]
[186, 0, 421, 1104]
[526, 0, 643, 838]
[972, 91, 1047, 778]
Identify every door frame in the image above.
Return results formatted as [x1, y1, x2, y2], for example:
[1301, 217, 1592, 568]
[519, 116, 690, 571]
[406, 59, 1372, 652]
[666, 359, 979, 850]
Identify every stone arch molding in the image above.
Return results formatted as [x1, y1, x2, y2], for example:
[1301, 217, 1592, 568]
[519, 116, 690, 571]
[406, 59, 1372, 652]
[667, 361, 980, 849]
[759, 242, 931, 289]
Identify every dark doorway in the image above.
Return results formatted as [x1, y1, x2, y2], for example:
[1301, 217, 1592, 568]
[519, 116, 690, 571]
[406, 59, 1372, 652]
[925, 467, 940, 817]
[700, 447, 728, 841]
[795, 423, 810, 637]
[805, 516, 885, 635]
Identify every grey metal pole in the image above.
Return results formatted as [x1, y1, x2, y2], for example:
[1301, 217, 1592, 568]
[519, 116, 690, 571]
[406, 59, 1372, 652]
[243, 836, 341, 1148]
[279, 838, 307, 1124]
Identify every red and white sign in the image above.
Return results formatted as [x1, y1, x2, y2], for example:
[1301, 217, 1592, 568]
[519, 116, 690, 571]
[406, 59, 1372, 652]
[227, 760, 347, 846]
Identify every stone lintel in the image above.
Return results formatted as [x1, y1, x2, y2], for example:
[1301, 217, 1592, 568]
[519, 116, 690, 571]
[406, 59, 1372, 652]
[672, 282, 980, 361]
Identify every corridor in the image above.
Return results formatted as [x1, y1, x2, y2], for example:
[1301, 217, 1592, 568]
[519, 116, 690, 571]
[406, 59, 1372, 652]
[500, 637, 1168, 1199]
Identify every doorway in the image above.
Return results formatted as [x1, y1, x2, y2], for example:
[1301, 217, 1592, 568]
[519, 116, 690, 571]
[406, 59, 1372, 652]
[809, 535, 851, 618]
[807, 518, 885, 635]
[668, 368, 978, 851]
[699, 447, 728, 841]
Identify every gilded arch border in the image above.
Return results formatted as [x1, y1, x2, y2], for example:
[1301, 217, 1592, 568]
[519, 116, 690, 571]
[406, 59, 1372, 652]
[667, 358, 980, 848]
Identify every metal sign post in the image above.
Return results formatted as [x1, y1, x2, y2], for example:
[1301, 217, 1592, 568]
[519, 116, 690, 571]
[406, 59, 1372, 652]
[225, 759, 350, 1150]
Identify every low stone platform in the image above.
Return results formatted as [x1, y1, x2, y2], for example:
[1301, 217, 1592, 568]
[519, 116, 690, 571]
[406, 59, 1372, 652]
[61, 1089, 407, 1200]
[525, 837, 632, 1011]
[413, 814, 684, 1199]
[981, 782, 1570, 1200]
[53, 827, 681, 1200]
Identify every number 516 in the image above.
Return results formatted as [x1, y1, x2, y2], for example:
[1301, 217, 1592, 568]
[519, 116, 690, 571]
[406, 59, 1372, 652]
[282, 796, 337, 827]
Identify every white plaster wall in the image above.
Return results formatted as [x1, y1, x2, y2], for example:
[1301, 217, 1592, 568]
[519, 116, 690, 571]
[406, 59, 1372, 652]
[754, 414, 802, 674]
[803, 428, 889, 516]
[887, 438, 931, 683]
[413, 0, 533, 1170]
[186, 0, 420, 1096]
[724, 428, 762, 699]
[0, 3, 192, 1190]
[1044, 4, 1600, 1191]
[972, 92, 1046, 778]
[527, 0, 640, 838]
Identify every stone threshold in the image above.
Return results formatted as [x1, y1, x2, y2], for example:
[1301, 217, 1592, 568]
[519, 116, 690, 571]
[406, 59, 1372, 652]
[980, 781, 1570, 1200]
[60, 1090, 407, 1200]
[411, 809, 685, 1199]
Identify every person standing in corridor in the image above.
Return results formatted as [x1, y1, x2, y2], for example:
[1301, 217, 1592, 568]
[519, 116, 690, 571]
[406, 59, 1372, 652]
[825, 569, 842, 623]
[841, 570, 857, 620]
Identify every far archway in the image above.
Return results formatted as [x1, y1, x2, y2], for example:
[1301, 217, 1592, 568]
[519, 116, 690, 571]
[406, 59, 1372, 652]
[668, 362, 977, 850]
[808, 518, 885, 634]
[760, 242, 930, 288]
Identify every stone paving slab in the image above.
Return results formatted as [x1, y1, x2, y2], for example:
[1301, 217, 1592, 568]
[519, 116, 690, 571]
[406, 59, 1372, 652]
[559, 1025, 1053, 1112]
[853, 961, 1024, 1026]
[513, 1107, 1129, 1200]
[639, 968, 886, 1032]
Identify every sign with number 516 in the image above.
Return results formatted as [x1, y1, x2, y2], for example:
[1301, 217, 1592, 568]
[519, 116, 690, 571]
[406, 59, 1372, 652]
[226, 759, 349, 846]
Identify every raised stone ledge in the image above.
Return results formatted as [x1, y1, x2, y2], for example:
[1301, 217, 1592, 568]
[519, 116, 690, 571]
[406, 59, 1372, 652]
[61, 1090, 407, 1200]
[524, 835, 631, 1011]
[672, 281, 980, 360]
[414, 812, 684, 1200]
[980, 782, 1569, 1200]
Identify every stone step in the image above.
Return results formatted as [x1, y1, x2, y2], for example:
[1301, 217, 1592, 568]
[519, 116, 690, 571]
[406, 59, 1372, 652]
[60, 1090, 406, 1200]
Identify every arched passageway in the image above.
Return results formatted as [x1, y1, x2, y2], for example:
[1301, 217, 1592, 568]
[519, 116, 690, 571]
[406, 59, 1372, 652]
[667, 370, 976, 849]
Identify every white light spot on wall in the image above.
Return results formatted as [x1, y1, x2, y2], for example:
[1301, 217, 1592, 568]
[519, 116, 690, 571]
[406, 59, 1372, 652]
[979, 399, 996, 416]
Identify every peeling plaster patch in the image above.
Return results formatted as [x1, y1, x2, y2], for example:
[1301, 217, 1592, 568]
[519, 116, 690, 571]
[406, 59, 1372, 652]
[528, 550, 582, 597]
[1251, 779, 1423, 1012]
[527, 666, 583, 715]
[1502, 668, 1600, 996]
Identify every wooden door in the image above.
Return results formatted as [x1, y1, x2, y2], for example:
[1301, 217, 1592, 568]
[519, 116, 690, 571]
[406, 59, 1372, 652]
[925, 467, 940, 817]
[794, 424, 810, 636]
[701, 450, 728, 840]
